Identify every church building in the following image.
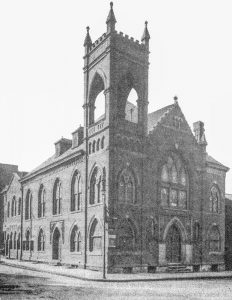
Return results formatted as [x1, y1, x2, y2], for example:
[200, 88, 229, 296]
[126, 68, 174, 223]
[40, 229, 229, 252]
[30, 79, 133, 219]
[2, 2, 229, 273]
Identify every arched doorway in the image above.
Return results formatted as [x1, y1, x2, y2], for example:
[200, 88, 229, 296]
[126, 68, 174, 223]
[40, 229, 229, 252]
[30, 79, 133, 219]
[166, 225, 182, 263]
[52, 228, 61, 260]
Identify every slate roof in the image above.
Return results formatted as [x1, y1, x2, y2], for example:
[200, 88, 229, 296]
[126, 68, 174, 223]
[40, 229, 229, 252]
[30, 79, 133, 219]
[206, 154, 229, 171]
[147, 104, 174, 133]
[22, 146, 84, 181]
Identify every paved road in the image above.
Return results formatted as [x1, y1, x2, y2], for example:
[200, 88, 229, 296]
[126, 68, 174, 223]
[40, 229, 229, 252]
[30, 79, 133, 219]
[0, 264, 232, 299]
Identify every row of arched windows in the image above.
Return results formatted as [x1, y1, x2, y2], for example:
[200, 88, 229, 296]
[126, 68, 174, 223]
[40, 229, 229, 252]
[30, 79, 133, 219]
[24, 167, 104, 220]
[89, 136, 105, 155]
[7, 197, 21, 219]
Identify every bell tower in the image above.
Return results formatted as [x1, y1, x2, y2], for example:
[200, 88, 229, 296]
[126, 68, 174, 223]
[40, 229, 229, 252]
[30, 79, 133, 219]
[83, 2, 150, 138]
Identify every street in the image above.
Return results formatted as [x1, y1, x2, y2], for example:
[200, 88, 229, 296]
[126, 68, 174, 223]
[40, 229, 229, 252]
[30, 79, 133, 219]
[0, 264, 232, 300]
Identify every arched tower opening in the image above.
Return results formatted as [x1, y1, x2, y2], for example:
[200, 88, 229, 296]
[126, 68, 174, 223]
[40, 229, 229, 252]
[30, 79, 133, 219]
[88, 72, 106, 125]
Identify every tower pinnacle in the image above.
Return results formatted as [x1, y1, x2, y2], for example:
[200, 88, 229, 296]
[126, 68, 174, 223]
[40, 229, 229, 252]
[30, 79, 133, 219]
[106, 2, 117, 33]
[83, 26, 92, 53]
[141, 21, 150, 47]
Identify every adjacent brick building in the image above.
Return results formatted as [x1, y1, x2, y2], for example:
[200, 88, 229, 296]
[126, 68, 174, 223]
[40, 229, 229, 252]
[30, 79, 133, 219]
[2, 3, 229, 273]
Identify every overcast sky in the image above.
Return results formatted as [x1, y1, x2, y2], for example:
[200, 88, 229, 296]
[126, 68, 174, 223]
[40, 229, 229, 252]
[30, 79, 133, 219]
[1, 0, 232, 192]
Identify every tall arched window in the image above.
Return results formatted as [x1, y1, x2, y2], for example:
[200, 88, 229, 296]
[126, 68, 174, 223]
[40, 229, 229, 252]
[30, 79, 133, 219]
[38, 185, 46, 218]
[88, 72, 105, 125]
[17, 233, 20, 250]
[53, 179, 61, 215]
[96, 139, 100, 151]
[89, 219, 102, 252]
[160, 153, 188, 209]
[71, 172, 82, 211]
[118, 170, 136, 203]
[18, 198, 21, 215]
[117, 73, 139, 123]
[13, 232, 17, 249]
[25, 229, 30, 251]
[11, 197, 16, 217]
[101, 136, 105, 149]
[70, 225, 82, 252]
[90, 168, 102, 205]
[25, 190, 32, 220]
[209, 186, 220, 213]
[9, 233, 13, 250]
[117, 219, 135, 251]
[7, 202, 10, 218]
[38, 229, 45, 251]
[209, 226, 220, 252]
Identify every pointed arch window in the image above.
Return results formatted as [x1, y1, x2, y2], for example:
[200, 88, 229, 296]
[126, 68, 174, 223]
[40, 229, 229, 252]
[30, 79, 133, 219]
[13, 232, 17, 249]
[17, 233, 21, 250]
[88, 72, 105, 125]
[38, 185, 46, 218]
[97, 139, 100, 151]
[101, 136, 105, 149]
[160, 154, 188, 210]
[89, 219, 102, 252]
[11, 196, 16, 217]
[118, 170, 136, 203]
[70, 225, 82, 252]
[18, 198, 21, 215]
[38, 229, 45, 251]
[25, 190, 32, 220]
[209, 186, 220, 213]
[25, 229, 30, 251]
[71, 172, 82, 211]
[209, 226, 221, 252]
[7, 202, 10, 218]
[90, 168, 102, 205]
[53, 179, 61, 215]
[117, 219, 135, 251]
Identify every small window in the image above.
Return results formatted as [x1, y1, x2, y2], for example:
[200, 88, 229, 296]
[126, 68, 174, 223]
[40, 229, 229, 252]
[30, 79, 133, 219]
[89, 143, 92, 154]
[70, 225, 81, 252]
[96, 139, 100, 151]
[71, 172, 82, 211]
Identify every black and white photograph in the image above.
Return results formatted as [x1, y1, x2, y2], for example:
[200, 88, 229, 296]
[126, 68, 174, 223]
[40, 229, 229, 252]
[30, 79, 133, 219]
[1, 1, 232, 299]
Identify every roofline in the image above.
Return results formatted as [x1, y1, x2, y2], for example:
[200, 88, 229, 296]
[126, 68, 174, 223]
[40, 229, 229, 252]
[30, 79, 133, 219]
[206, 161, 229, 172]
[20, 149, 85, 183]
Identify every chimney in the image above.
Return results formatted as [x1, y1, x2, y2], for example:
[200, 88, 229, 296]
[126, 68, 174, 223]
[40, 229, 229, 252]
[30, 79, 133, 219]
[72, 126, 84, 148]
[193, 121, 207, 151]
[55, 138, 72, 157]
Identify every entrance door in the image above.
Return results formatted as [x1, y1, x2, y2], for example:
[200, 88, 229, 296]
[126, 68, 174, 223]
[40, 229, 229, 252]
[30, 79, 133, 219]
[52, 228, 61, 260]
[166, 225, 181, 263]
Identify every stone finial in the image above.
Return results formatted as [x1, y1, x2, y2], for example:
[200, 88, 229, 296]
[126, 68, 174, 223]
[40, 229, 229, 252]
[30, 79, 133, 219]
[106, 2, 117, 33]
[174, 95, 178, 105]
[83, 26, 92, 52]
[141, 21, 150, 46]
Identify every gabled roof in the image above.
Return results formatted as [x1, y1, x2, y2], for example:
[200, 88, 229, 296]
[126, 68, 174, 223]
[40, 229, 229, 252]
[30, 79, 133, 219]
[21, 146, 84, 182]
[206, 154, 229, 171]
[147, 104, 175, 133]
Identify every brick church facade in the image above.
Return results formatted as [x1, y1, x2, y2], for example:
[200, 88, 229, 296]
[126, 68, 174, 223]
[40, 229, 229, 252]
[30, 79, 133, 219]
[2, 3, 229, 273]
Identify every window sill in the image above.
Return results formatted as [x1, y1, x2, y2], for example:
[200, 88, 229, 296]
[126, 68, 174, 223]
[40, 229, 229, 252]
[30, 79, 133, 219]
[70, 251, 82, 255]
[88, 203, 102, 208]
[37, 216, 46, 220]
[70, 210, 82, 214]
[209, 251, 223, 255]
[38, 250, 45, 253]
[88, 251, 102, 256]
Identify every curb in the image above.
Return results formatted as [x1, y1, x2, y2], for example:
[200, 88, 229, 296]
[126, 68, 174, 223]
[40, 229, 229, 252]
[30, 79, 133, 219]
[2, 261, 232, 283]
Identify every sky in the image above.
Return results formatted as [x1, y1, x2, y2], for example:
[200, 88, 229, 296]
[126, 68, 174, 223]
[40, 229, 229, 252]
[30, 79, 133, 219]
[0, 0, 232, 192]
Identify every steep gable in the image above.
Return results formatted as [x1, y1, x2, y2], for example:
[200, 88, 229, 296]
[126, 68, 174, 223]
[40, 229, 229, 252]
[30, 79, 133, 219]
[148, 102, 196, 142]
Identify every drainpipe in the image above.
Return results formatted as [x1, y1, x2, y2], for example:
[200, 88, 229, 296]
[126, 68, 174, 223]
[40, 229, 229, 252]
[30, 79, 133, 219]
[84, 40, 90, 270]
[20, 184, 23, 260]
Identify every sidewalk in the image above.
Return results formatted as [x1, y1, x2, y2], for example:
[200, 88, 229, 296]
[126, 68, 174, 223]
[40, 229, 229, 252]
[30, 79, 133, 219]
[2, 257, 232, 282]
